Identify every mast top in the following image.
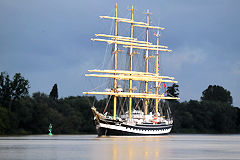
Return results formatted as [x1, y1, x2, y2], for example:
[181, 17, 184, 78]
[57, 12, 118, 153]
[154, 30, 160, 38]
[128, 5, 136, 12]
[143, 9, 152, 15]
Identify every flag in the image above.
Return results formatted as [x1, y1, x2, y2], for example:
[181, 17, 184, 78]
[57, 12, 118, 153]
[163, 83, 167, 92]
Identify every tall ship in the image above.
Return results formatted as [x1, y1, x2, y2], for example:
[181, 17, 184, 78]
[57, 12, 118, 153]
[84, 3, 179, 136]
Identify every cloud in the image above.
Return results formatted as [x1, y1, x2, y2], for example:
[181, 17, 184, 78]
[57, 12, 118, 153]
[232, 61, 240, 75]
[162, 46, 206, 73]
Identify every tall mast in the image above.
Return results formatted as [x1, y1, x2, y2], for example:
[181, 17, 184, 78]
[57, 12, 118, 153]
[155, 31, 160, 114]
[144, 10, 151, 115]
[113, 3, 118, 120]
[85, 4, 176, 119]
[128, 5, 135, 120]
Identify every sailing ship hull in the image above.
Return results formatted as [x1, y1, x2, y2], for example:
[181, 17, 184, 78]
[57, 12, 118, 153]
[96, 123, 172, 136]
[92, 107, 172, 136]
[95, 120, 172, 136]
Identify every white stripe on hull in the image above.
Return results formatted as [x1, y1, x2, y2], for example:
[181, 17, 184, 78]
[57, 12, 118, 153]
[99, 123, 171, 135]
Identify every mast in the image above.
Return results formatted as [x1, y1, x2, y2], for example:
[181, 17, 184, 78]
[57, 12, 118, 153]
[128, 5, 135, 120]
[155, 31, 160, 114]
[113, 3, 118, 120]
[84, 4, 178, 120]
[144, 10, 151, 115]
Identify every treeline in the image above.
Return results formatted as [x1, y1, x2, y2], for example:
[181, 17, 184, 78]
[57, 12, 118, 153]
[171, 100, 240, 133]
[0, 72, 96, 134]
[0, 72, 240, 134]
[0, 93, 97, 134]
[170, 85, 240, 133]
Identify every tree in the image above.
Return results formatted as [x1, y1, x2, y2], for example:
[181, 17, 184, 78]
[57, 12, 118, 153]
[0, 106, 10, 134]
[0, 72, 30, 111]
[167, 83, 179, 98]
[11, 73, 30, 99]
[0, 72, 11, 106]
[201, 85, 232, 105]
[49, 84, 58, 100]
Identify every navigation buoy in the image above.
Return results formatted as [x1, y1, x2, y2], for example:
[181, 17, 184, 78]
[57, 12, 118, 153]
[49, 123, 53, 136]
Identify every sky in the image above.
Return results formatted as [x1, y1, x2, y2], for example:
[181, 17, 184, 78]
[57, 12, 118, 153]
[0, 0, 239, 107]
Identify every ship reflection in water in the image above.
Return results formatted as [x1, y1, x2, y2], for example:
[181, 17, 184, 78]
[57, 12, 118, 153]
[93, 135, 240, 160]
[0, 135, 239, 160]
[109, 136, 168, 160]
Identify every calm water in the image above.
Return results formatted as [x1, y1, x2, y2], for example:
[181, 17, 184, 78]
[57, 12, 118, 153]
[0, 134, 239, 160]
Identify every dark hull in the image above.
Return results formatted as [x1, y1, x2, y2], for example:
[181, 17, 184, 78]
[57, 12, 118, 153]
[95, 120, 172, 136]
[91, 107, 172, 136]
[97, 126, 171, 136]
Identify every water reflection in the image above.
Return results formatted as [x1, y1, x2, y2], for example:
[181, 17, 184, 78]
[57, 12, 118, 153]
[94, 135, 240, 160]
[99, 136, 170, 160]
[0, 135, 240, 160]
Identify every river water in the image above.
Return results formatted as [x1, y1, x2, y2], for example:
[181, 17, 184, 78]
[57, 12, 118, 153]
[0, 134, 239, 160]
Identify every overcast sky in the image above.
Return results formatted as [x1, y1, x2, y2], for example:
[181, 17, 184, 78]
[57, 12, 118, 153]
[0, 0, 239, 107]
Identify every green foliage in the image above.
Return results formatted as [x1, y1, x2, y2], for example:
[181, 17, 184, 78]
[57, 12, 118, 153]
[49, 83, 58, 100]
[171, 100, 240, 134]
[11, 73, 30, 99]
[0, 72, 12, 107]
[167, 83, 179, 98]
[201, 85, 232, 105]
[0, 72, 30, 111]
[4, 93, 97, 135]
[170, 85, 239, 134]
[0, 106, 10, 134]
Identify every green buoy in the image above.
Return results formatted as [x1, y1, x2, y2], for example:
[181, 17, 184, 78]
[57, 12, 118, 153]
[49, 123, 53, 136]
